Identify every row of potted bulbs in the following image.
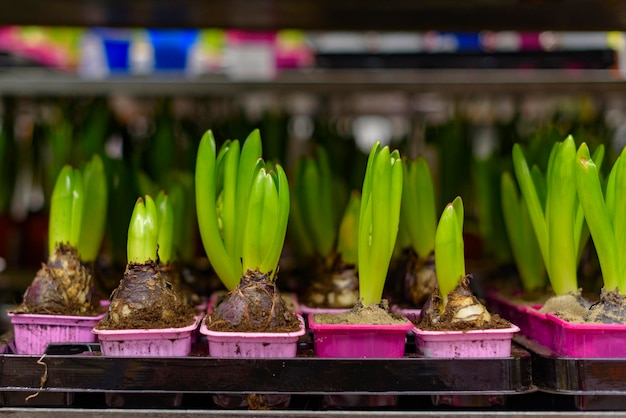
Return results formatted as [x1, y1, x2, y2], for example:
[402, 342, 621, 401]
[6, 128, 519, 368]
[16, 126, 626, 395]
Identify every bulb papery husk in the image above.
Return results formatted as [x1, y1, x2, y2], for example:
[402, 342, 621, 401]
[206, 269, 300, 333]
[305, 257, 359, 308]
[584, 288, 626, 324]
[417, 274, 510, 331]
[97, 260, 196, 330]
[405, 252, 437, 308]
[13, 243, 99, 316]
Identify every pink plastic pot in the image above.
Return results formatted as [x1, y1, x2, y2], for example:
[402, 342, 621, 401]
[547, 313, 626, 358]
[93, 316, 201, 357]
[201, 315, 305, 358]
[413, 325, 520, 358]
[8, 312, 106, 355]
[308, 314, 413, 358]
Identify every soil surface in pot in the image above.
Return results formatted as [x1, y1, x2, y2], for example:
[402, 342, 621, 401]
[205, 269, 301, 333]
[313, 300, 409, 325]
[543, 288, 626, 324]
[415, 275, 511, 331]
[539, 293, 590, 323]
[97, 261, 196, 330]
[12, 243, 104, 316]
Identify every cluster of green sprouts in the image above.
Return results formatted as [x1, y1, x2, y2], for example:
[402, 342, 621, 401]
[195, 130, 289, 290]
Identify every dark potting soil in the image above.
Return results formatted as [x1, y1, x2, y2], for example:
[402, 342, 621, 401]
[12, 243, 103, 317]
[97, 262, 196, 330]
[314, 300, 409, 325]
[205, 270, 301, 333]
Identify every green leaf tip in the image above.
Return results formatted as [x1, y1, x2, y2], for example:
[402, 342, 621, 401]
[49, 165, 84, 255]
[78, 154, 108, 262]
[127, 195, 158, 264]
[155, 190, 175, 264]
[435, 197, 465, 305]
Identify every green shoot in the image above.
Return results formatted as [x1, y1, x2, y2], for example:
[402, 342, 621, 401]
[401, 157, 436, 260]
[336, 191, 361, 267]
[78, 154, 108, 263]
[501, 171, 546, 293]
[49, 165, 84, 255]
[127, 195, 158, 264]
[434, 196, 466, 306]
[164, 171, 196, 264]
[512, 135, 603, 296]
[292, 147, 337, 260]
[155, 191, 175, 265]
[196, 129, 289, 290]
[241, 161, 290, 277]
[435, 196, 465, 307]
[575, 144, 624, 292]
[358, 142, 403, 307]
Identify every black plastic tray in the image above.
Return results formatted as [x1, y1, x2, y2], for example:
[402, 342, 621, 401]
[515, 335, 626, 411]
[515, 335, 626, 395]
[0, 342, 534, 397]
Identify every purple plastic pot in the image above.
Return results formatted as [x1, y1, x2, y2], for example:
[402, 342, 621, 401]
[413, 325, 520, 358]
[93, 316, 200, 357]
[308, 313, 413, 358]
[547, 313, 626, 358]
[8, 312, 106, 355]
[201, 314, 305, 358]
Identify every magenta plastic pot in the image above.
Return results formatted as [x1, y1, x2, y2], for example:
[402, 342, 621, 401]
[547, 313, 626, 358]
[524, 305, 557, 350]
[201, 314, 305, 358]
[308, 313, 413, 358]
[8, 312, 106, 355]
[413, 325, 520, 358]
[93, 316, 200, 357]
[308, 312, 411, 408]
